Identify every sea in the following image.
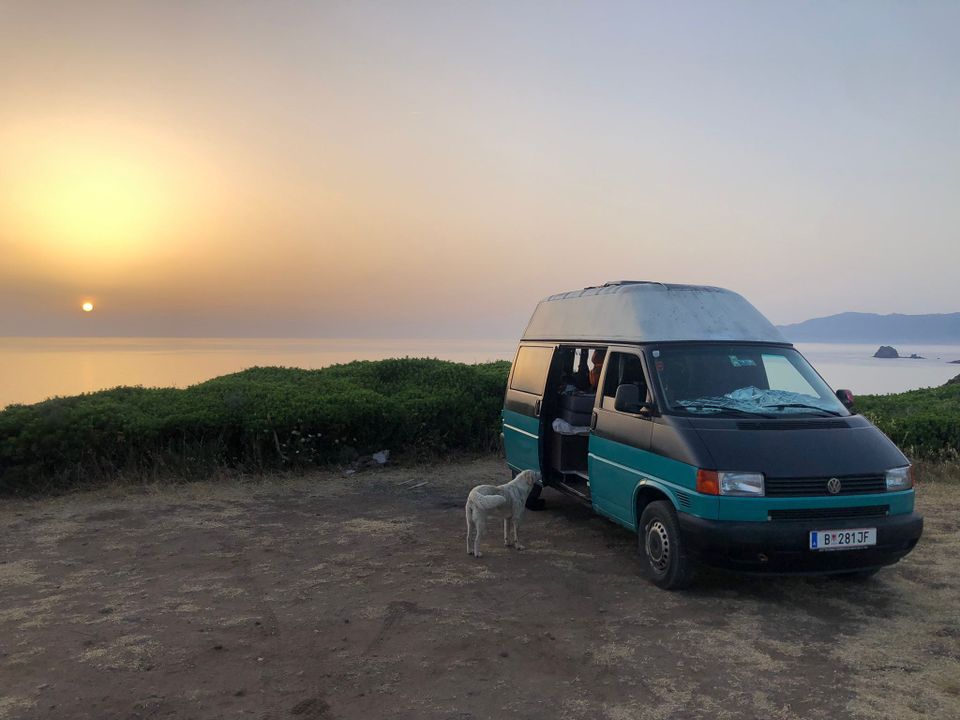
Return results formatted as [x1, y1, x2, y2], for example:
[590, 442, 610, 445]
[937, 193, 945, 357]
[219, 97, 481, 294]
[0, 337, 958, 410]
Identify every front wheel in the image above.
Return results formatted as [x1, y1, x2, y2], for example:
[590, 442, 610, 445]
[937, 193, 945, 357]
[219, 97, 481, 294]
[638, 501, 695, 590]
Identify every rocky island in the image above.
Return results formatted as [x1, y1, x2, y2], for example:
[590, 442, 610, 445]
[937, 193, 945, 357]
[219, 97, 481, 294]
[873, 346, 925, 359]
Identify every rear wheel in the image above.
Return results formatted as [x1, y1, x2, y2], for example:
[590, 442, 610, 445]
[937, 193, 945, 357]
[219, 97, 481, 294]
[525, 482, 544, 510]
[638, 501, 695, 590]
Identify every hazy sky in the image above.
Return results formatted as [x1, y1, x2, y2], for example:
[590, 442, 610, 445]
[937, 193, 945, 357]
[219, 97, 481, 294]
[1, 1, 958, 338]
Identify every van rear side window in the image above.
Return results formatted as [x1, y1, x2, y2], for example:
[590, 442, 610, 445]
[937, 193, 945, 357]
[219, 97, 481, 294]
[510, 346, 553, 394]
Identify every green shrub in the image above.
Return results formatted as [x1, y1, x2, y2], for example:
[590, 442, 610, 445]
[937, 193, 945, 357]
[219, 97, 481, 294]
[3, 358, 955, 495]
[857, 374, 960, 459]
[0, 359, 511, 495]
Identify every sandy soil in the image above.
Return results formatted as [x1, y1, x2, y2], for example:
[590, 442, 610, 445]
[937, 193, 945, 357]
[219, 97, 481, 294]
[1, 458, 958, 720]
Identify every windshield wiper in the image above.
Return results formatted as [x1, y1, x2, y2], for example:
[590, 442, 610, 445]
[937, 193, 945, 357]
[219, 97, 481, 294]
[762, 403, 842, 417]
[678, 403, 776, 418]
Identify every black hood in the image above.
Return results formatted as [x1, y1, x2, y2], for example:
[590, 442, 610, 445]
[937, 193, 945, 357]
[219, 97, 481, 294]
[689, 415, 908, 478]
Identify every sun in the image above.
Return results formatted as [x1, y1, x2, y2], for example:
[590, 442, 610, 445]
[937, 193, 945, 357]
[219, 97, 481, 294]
[82, 302, 94, 313]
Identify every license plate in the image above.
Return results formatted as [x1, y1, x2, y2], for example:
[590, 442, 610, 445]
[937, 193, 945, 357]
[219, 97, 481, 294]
[809, 528, 876, 550]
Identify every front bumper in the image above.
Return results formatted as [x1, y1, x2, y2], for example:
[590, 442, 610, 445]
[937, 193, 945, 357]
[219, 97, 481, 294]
[678, 511, 923, 574]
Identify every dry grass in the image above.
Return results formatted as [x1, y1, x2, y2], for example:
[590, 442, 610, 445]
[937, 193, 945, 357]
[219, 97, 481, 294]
[0, 457, 957, 720]
[0, 560, 42, 586]
[79, 633, 164, 672]
[0, 697, 35, 720]
[833, 474, 960, 720]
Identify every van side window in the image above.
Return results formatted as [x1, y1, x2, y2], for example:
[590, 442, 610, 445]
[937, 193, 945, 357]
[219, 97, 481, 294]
[601, 352, 649, 411]
[510, 346, 554, 395]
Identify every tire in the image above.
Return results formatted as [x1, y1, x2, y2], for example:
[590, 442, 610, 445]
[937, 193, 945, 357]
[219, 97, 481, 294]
[525, 482, 544, 510]
[638, 500, 696, 590]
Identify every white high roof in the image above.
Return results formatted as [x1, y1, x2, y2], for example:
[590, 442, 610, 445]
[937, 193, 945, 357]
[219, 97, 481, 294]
[521, 282, 788, 344]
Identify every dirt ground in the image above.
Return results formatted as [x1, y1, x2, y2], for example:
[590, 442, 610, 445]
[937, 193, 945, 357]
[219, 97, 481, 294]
[1, 458, 958, 720]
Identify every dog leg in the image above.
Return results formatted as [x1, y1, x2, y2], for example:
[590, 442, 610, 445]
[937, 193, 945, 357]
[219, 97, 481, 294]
[513, 520, 524, 551]
[473, 516, 485, 558]
[504, 518, 513, 547]
[465, 505, 473, 555]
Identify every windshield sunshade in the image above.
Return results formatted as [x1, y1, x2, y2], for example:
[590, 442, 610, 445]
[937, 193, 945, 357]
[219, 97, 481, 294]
[652, 345, 848, 418]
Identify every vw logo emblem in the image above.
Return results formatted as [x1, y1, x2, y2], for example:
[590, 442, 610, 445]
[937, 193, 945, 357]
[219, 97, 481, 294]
[827, 477, 842, 494]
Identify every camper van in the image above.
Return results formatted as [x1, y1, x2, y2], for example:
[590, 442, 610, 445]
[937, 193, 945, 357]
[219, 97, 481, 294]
[502, 282, 923, 589]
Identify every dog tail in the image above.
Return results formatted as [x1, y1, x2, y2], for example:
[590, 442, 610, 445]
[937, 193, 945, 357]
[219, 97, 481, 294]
[471, 494, 509, 511]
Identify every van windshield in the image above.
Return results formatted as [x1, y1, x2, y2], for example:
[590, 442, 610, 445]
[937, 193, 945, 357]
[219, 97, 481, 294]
[651, 345, 849, 418]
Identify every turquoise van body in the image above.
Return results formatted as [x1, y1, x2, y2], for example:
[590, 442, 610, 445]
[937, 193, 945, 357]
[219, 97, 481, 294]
[502, 282, 923, 587]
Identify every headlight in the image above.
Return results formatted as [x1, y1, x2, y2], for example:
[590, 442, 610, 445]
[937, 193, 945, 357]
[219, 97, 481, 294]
[885, 466, 913, 491]
[718, 471, 765, 497]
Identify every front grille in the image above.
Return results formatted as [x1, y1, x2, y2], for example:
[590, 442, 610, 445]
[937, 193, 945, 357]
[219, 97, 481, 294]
[768, 505, 889, 522]
[765, 475, 886, 497]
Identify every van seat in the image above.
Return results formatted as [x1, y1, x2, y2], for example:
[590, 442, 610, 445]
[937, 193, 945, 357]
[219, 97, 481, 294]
[559, 391, 595, 413]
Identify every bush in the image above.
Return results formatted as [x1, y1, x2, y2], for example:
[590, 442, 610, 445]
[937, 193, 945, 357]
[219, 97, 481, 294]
[0, 359, 511, 495]
[856, 374, 960, 459]
[3, 358, 955, 495]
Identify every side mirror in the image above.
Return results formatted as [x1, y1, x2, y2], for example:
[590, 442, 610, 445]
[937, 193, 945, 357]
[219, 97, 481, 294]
[836, 389, 855, 410]
[614, 384, 656, 414]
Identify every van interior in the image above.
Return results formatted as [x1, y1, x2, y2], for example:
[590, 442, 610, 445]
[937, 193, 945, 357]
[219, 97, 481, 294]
[538, 344, 654, 505]
[540, 346, 603, 503]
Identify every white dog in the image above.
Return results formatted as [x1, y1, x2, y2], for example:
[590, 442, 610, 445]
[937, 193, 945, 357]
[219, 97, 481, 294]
[465, 470, 541, 558]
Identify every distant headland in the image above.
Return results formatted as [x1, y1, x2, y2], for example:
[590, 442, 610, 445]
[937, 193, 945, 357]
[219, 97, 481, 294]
[778, 312, 960, 344]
